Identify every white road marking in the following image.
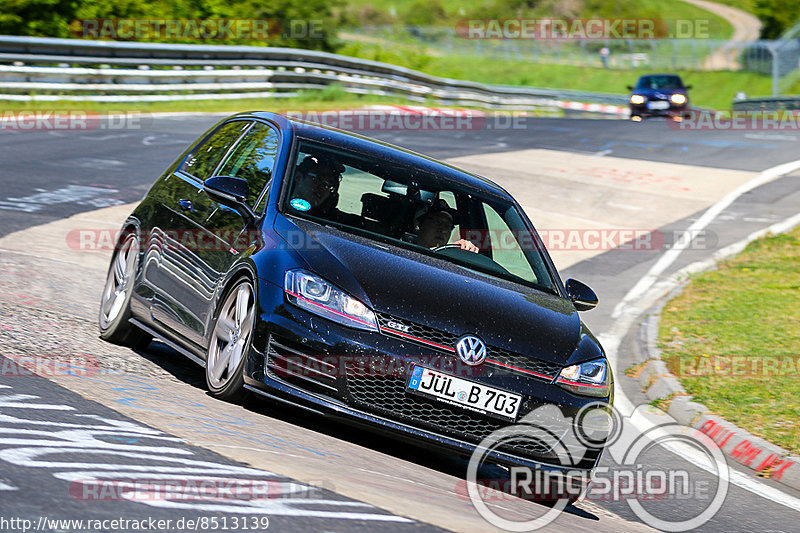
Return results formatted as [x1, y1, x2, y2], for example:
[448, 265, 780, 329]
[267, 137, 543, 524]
[0, 386, 413, 522]
[744, 133, 797, 141]
[601, 155, 800, 512]
[606, 201, 643, 211]
[611, 158, 800, 320]
[614, 393, 800, 513]
[79, 134, 135, 141]
[209, 444, 307, 459]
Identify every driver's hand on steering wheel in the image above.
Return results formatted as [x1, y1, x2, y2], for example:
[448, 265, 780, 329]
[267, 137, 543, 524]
[453, 239, 479, 253]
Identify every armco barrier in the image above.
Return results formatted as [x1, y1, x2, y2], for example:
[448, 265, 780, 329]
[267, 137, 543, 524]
[0, 35, 627, 110]
[733, 96, 800, 110]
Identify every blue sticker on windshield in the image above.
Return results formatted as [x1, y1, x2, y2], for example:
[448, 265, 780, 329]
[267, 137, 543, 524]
[290, 198, 311, 211]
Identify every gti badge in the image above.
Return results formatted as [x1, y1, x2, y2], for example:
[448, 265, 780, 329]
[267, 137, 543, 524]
[456, 335, 486, 366]
[386, 320, 411, 333]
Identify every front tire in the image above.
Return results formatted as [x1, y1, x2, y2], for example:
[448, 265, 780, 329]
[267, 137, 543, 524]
[205, 278, 256, 402]
[98, 232, 150, 348]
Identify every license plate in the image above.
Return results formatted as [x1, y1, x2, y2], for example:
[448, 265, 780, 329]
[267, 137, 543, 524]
[407, 366, 522, 422]
[647, 100, 670, 110]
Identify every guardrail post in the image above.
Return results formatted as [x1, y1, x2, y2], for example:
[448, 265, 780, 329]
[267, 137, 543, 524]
[769, 45, 779, 95]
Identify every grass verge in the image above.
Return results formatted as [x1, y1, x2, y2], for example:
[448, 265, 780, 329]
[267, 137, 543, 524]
[338, 42, 799, 110]
[0, 92, 422, 114]
[658, 225, 800, 454]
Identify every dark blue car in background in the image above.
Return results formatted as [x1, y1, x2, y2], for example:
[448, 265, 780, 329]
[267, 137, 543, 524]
[628, 73, 691, 120]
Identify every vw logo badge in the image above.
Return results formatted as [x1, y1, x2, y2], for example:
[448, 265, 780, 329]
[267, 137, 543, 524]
[456, 335, 486, 366]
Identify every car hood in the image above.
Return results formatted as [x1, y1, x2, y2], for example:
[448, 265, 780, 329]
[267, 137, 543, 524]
[634, 87, 687, 98]
[275, 216, 584, 365]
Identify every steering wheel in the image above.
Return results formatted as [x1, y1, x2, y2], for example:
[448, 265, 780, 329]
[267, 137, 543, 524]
[432, 243, 463, 253]
[431, 243, 514, 278]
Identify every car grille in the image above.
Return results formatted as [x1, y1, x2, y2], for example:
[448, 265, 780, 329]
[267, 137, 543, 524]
[376, 312, 459, 350]
[375, 312, 562, 382]
[345, 368, 555, 458]
[265, 336, 340, 397]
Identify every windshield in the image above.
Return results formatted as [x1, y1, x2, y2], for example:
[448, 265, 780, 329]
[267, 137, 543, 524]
[636, 75, 684, 90]
[281, 139, 558, 293]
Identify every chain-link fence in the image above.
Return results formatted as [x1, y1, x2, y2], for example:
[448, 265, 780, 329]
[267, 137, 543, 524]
[347, 26, 800, 95]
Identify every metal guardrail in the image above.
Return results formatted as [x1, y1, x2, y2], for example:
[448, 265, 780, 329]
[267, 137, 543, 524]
[0, 35, 628, 108]
[732, 96, 800, 110]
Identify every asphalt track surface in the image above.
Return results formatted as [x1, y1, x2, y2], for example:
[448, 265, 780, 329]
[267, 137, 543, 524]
[1, 114, 800, 532]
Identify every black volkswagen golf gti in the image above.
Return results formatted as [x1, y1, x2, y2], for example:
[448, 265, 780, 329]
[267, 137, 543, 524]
[99, 111, 612, 488]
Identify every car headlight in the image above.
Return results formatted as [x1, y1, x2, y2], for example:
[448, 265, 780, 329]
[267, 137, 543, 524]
[670, 94, 687, 105]
[284, 270, 378, 332]
[630, 94, 645, 105]
[557, 358, 610, 397]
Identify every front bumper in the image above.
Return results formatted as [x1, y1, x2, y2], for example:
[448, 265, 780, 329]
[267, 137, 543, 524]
[630, 101, 688, 118]
[243, 283, 610, 477]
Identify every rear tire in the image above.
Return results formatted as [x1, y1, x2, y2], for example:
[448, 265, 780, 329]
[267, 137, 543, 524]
[205, 278, 256, 402]
[98, 232, 150, 349]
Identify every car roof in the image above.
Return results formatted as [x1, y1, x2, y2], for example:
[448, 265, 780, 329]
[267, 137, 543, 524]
[637, 73, 683, 80]
[238, 111, 514, 201]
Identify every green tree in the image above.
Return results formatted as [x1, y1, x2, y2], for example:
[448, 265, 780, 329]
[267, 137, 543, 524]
[0, 0, 343, 50]
[0, 0, 79, 37]
[754, 0, 800, 39]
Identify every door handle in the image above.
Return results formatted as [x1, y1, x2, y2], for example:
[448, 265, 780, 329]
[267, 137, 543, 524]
[178, 199, 193, 211]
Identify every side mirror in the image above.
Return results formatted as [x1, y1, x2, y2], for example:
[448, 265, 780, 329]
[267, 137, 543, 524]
[626, 85, 634, 91]
[685, 84, 693, 90]
[565, 278, 598, 311]
[203, 176, 256, 222]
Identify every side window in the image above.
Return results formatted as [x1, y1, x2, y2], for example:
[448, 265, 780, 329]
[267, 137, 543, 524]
[216, 123, 279, 208]
[483, 203, 536, 282]
[437, 191, 460, 243]
[179, 121, 251, 180]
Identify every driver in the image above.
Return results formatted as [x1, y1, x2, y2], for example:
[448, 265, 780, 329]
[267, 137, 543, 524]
[292, 155, 345, 213]
[291, 155, 361, 226]
[415, 208, 479, 253]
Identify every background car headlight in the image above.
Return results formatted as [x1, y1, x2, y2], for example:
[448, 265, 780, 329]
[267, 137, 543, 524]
[630, 94, 645, 105]
[284, 270, 378, 332]
[670, 94, 687, 105]
[556, 358, 610, 397]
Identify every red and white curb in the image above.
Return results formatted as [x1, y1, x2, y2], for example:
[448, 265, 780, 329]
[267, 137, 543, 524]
[637, 215, 800, 493]
[558, 101, 629, 116]
[361, 104, 488, 117]
[368, 103, 629, 118]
